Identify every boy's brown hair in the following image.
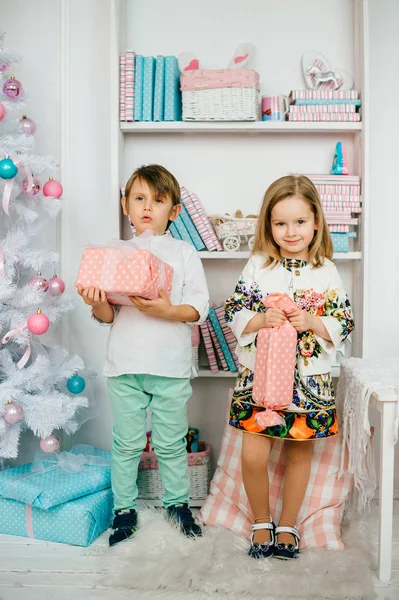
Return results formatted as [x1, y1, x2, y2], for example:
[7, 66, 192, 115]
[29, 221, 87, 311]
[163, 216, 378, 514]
[124, 164, 181, 206]
[253, 175, 333, 267]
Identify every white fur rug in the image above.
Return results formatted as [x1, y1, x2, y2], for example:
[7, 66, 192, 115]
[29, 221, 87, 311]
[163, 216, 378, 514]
[96, 509, 375, 600]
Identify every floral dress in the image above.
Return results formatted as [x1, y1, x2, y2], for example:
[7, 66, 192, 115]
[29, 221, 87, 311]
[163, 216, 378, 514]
[225, 256, 354, 441]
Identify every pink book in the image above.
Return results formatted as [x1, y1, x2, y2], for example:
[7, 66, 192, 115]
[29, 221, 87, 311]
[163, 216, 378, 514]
[181, 187, 222, 252]
[208, 319, 229, 371]
[329, 224, 349, 232]
[199, 322, 218, 372]
[119, 54, 126, 121]
[214, 305, 239, 366]
[288, 112, 360, 122]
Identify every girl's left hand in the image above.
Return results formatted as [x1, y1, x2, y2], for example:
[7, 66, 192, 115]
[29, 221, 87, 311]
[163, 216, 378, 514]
[129, 288, 172, 318]
[287, 309, 316, 333]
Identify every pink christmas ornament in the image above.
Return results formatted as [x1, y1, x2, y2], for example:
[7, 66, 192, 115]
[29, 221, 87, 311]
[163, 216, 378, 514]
[0, 104, 5, 121]
[48, 276, 65, 296]
[3, 75, 23, 99]
[40, 435, 60, 453]
[27, 309, 50, 335]
[22, 176, 41, 197]
[43, 178, 63, 199]
[29, 274, 49, 292]
[20, 115, 36, 135]
[2, 400, 24, 425]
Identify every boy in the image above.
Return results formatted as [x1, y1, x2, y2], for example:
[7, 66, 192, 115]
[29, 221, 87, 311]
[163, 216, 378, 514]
[78, 165, 209, 546]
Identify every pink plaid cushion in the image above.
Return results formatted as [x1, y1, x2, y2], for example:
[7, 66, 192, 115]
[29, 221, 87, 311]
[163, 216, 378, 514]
[200, 396, 353, 549]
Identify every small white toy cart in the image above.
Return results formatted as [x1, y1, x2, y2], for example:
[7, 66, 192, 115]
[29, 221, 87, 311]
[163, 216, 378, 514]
[209, 214, 258, 252]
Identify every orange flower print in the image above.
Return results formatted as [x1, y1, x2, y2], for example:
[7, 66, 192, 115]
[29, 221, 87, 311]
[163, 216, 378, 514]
[242, 412, 264, 434]
[289, 415, 315, 439]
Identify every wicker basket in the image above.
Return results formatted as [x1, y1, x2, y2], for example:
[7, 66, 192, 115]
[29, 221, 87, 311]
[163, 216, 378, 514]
[181, 69, 260, 122]
[137, 442, 211, 507]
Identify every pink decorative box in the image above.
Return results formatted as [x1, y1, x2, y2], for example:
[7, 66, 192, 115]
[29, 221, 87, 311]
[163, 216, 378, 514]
[75, 246, 173, 306]
[180, 69, 259, 91]
[180, 69, 260, 121]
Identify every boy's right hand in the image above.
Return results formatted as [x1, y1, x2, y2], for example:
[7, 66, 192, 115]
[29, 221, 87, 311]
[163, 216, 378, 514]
[77, 287, 109, 308]
[264, 308, 287, 328]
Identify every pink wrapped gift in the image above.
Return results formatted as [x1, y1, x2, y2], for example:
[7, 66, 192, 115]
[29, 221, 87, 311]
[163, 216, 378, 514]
[252, 293, 298, 427]
[75, 243, 174, 306]
[180, 69, 260, 92]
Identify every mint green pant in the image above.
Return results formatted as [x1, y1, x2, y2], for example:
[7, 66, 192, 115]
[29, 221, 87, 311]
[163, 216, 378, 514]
[107, 374, 191, 511]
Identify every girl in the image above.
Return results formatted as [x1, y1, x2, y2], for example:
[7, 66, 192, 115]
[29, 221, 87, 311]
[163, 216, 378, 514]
[225, 175, 354, 560]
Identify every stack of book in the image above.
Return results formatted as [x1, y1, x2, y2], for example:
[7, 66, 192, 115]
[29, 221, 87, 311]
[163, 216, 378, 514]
[120, 185, 222, 252]
[119, 52, 182, 122]
[287, 90, 361, 122]
[306, 174, 361, 252]
[199, 306, 238, 373]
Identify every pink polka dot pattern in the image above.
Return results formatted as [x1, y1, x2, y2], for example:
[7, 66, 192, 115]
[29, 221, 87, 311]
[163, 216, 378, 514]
[253, 293, 298, 412]
[75, 247, 174, 306]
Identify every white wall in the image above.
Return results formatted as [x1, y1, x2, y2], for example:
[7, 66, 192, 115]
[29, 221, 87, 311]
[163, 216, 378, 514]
[2, 0, 399, 483]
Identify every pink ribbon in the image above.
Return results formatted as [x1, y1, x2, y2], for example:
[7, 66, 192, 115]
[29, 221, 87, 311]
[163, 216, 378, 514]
[2, 157, 33, 216]
[2, 319, 31, 369]
[25, 504, 35, 538]
[252, 293, 298, 428]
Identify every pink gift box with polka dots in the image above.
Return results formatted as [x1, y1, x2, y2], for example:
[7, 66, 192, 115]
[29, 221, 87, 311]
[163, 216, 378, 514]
[75, 246, 174, 306]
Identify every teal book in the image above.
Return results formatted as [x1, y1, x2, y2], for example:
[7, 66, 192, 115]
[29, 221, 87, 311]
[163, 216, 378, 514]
[179, 204, 206, 251]
[169, 222, 182, 240]
[173, 215, 194, 245]
[142, 56, 155, 121]
[153, 55, 165, 121]
[133, 55, 144, 121]
[208, 308, 237, 372]
[164, 56, 182, 121]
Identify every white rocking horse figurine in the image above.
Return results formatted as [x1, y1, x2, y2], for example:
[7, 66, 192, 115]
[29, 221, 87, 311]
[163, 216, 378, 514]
[306, 64, 341, 90]
[302, 52, 354, 91]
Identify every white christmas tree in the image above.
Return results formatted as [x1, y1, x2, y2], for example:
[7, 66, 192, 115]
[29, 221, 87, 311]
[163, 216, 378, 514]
[0, 28, 88, 459]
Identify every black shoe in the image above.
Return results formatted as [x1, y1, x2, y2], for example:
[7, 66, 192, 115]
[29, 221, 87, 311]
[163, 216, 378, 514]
[248, 520, 275, 559]
[109, 508, 138, 547]
[273, 526, 300, 560]
[166, 503, 202, 537]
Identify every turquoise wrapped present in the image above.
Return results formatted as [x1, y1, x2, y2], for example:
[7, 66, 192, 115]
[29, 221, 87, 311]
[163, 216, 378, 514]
[0, 444, 111, 510]
[0, 488, 113, 546]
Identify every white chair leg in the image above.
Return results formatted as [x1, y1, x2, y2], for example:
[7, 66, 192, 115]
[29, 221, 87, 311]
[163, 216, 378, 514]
[378, 401, 396, 581]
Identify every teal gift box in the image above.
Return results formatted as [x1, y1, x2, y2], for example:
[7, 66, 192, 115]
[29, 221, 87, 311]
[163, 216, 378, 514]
[0, 444, 111, 510]
[0, 488, 113, 546]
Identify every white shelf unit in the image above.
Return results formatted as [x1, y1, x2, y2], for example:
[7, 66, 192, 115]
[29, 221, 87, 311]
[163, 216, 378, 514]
[120, 121, 363, 134]
[110, 0, 369, 465]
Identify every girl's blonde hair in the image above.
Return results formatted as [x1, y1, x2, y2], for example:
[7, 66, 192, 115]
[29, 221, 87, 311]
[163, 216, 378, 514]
[253, 175, 333, 268]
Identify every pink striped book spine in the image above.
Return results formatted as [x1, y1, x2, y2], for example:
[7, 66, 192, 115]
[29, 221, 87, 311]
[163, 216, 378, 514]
[199, 322, 218, 372]
[181, 187, 222, 252]
[317, 185, 361, 194]
[119, 54, 126, 121]
[329, 224, 350, 232]
[208, 320, 229, 371]
[214, 305, 239, 365]
[290, 89, 359, 100]
[319, 193, 361, 202]
[326, 216, 358, 225]
[322, 204, 362, 214]
[290, 104, 356, 113]
[125, 51, 135, 122]
[189, 192, 223, 252]
[288, 112, 360, 122]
